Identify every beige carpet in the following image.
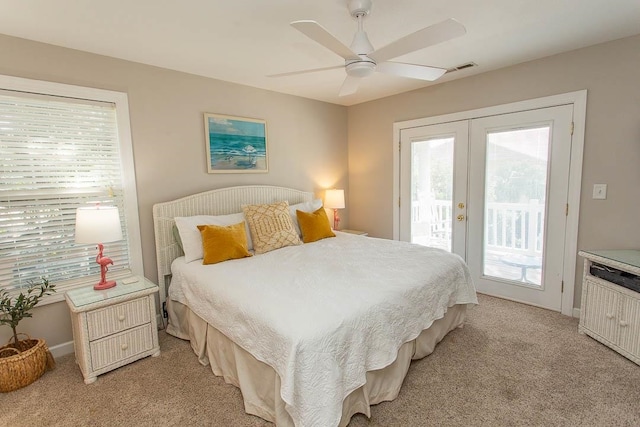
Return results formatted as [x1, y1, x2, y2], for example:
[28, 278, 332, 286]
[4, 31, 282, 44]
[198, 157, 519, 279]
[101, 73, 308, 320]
[2, 294, 639, 426]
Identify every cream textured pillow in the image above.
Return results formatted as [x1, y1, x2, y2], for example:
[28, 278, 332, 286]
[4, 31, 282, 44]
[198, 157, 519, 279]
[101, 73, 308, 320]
[243, 201, 302, 254]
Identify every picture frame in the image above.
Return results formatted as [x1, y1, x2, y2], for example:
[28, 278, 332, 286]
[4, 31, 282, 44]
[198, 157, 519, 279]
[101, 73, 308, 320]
[204, 113, 268, 173]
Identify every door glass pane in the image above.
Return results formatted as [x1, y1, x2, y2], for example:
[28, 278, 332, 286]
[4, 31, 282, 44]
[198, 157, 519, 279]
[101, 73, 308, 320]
[483, 127, 549, 286]
[411, 138, 453, 251]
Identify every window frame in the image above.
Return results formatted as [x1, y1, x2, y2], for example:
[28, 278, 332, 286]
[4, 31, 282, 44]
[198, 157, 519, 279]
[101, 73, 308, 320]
[0, 74, 144, 305]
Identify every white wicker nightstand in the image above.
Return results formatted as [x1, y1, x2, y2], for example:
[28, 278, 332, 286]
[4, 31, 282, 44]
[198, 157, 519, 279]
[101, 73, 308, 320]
[65, 276, 161, 384]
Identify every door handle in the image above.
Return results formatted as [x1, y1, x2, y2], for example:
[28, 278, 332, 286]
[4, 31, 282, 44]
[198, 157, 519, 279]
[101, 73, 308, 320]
[457, 214, 465, 221]
[457, 202, 465, 209]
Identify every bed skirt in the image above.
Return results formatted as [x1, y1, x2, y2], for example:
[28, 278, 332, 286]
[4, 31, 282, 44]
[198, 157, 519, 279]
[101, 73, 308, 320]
[166, 300, 467, 426]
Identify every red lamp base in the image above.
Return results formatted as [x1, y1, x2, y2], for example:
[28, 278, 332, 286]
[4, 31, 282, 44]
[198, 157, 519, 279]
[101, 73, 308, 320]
[94, 280, 116, 291]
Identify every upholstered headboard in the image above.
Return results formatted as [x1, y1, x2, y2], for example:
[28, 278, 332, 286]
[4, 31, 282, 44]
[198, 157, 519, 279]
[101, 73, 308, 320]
[152, 185, 314, 305]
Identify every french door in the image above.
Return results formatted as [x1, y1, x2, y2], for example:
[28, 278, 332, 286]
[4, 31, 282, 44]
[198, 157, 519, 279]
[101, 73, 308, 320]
[399, 121, 468, 260]
[399, 105, 574, 311]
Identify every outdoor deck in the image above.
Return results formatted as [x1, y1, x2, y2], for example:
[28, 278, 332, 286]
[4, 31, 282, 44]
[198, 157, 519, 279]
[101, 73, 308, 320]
[412, 199, 543, 286]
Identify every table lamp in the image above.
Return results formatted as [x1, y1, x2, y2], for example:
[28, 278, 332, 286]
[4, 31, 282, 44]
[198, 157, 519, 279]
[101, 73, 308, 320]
[75, 205, 123, 290]
[324, 189, 345, 230]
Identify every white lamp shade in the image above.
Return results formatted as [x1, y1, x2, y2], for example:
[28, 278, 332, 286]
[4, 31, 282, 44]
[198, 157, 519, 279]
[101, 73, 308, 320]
[75, 206, 123, 244]
[324, 189, 345, 209]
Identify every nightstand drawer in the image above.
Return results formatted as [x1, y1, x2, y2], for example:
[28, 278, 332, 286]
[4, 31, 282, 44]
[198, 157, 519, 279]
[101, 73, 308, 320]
[90, 323, 154, 371]
[87, 297, 151, 341]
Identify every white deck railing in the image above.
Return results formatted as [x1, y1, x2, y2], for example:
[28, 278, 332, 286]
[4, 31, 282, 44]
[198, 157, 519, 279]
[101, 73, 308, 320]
[412, 199, 544, 255]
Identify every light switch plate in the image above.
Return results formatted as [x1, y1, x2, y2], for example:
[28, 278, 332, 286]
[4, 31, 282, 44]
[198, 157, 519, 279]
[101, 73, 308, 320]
[593, 184, 607, 200]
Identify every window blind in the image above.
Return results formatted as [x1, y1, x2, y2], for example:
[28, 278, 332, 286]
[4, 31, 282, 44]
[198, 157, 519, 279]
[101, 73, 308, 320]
[0, 92, 131, 291]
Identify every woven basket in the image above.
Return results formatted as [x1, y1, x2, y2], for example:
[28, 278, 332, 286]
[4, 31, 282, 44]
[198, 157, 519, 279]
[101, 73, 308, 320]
[0, 333, 55, 393]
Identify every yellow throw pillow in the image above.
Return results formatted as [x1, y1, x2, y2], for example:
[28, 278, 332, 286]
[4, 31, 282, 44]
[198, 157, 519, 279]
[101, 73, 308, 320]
[242, 201, 302, 254]
[296, 207, 336, 243]
[197, 222, 252, 265]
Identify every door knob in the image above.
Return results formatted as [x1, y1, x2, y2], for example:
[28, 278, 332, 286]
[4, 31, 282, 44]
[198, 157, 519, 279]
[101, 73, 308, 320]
[457, 202, 465, 209]
[457, 214, 465, 221]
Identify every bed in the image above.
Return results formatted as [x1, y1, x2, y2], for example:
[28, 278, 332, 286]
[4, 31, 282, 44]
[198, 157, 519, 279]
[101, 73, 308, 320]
[153, 185, 477, 427]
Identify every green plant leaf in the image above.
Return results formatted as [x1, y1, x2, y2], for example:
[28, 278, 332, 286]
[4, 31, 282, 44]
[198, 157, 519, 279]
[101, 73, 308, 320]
[0, 278, 56, 342]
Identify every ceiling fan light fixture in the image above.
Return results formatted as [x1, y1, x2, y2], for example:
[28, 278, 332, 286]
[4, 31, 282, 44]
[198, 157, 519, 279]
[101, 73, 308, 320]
[345, 60, 376, 78]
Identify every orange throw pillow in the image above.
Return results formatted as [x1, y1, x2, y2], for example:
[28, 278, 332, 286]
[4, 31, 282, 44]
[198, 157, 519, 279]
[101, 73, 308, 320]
[296, 207, 336, 243]
[197, 222, 252, 265]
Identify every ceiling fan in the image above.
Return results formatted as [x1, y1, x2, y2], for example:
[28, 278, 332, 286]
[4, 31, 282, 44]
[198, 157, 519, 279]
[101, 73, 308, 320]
[270, 0, 466, 96]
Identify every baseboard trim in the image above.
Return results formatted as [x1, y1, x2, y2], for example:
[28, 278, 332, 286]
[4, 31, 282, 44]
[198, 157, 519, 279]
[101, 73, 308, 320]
[49, 340, 75, 358]
[573, 307, 581, 319]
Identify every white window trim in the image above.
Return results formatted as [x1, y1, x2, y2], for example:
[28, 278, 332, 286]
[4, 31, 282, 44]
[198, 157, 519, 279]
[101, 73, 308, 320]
[0, 75, 144, 305]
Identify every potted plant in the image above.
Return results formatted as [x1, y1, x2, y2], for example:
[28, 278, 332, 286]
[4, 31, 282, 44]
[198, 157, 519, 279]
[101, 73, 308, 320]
[0, 278, 56, 392]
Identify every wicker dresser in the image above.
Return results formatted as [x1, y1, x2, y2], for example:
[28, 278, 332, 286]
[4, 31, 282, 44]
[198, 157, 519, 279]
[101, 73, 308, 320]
[578, 250, 640, 366]
[65, 277, 161, 384]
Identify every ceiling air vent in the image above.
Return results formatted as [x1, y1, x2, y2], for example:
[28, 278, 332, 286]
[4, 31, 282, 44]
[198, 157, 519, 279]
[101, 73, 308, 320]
[446, 62, 478, 74]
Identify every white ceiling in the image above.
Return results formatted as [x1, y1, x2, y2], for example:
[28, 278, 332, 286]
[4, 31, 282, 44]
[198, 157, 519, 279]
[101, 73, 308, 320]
[1, 0, 639, 106]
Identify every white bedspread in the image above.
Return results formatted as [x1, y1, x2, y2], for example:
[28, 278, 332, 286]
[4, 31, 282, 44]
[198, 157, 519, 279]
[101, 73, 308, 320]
[169, 232, 477, 427]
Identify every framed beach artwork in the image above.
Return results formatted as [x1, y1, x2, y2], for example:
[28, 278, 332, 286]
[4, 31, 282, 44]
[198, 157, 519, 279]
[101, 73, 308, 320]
[204, 113, 268, 173]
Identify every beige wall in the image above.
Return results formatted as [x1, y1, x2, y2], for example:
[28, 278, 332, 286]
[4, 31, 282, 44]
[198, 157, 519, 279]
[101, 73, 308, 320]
[3, 31, 639, 350]
[0, 35, 347, 348]
[348, 34, 640, 309]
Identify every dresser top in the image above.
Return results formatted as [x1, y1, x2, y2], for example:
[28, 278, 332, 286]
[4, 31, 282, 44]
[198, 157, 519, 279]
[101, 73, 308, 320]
[579, 250, 640, 271]
[65, 276, 157, 309]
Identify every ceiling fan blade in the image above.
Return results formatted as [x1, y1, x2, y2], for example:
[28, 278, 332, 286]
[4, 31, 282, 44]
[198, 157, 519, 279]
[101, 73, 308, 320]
[369, 19, 466, 63]
[291, 20, 359, 60]
[339, 75, 361, 97]
[267, 65, 344, 78]
[376, 61, 447, 81]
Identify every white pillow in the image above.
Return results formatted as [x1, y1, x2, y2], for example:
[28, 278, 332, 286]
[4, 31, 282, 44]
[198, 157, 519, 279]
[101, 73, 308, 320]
[289, 199, 323, 236]
[174, 213, 252, 263]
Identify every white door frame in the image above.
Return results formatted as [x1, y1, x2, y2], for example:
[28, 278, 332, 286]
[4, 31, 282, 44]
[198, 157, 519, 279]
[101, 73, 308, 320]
[392, 90, 587, 317]
[399, 121, 469, 258]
